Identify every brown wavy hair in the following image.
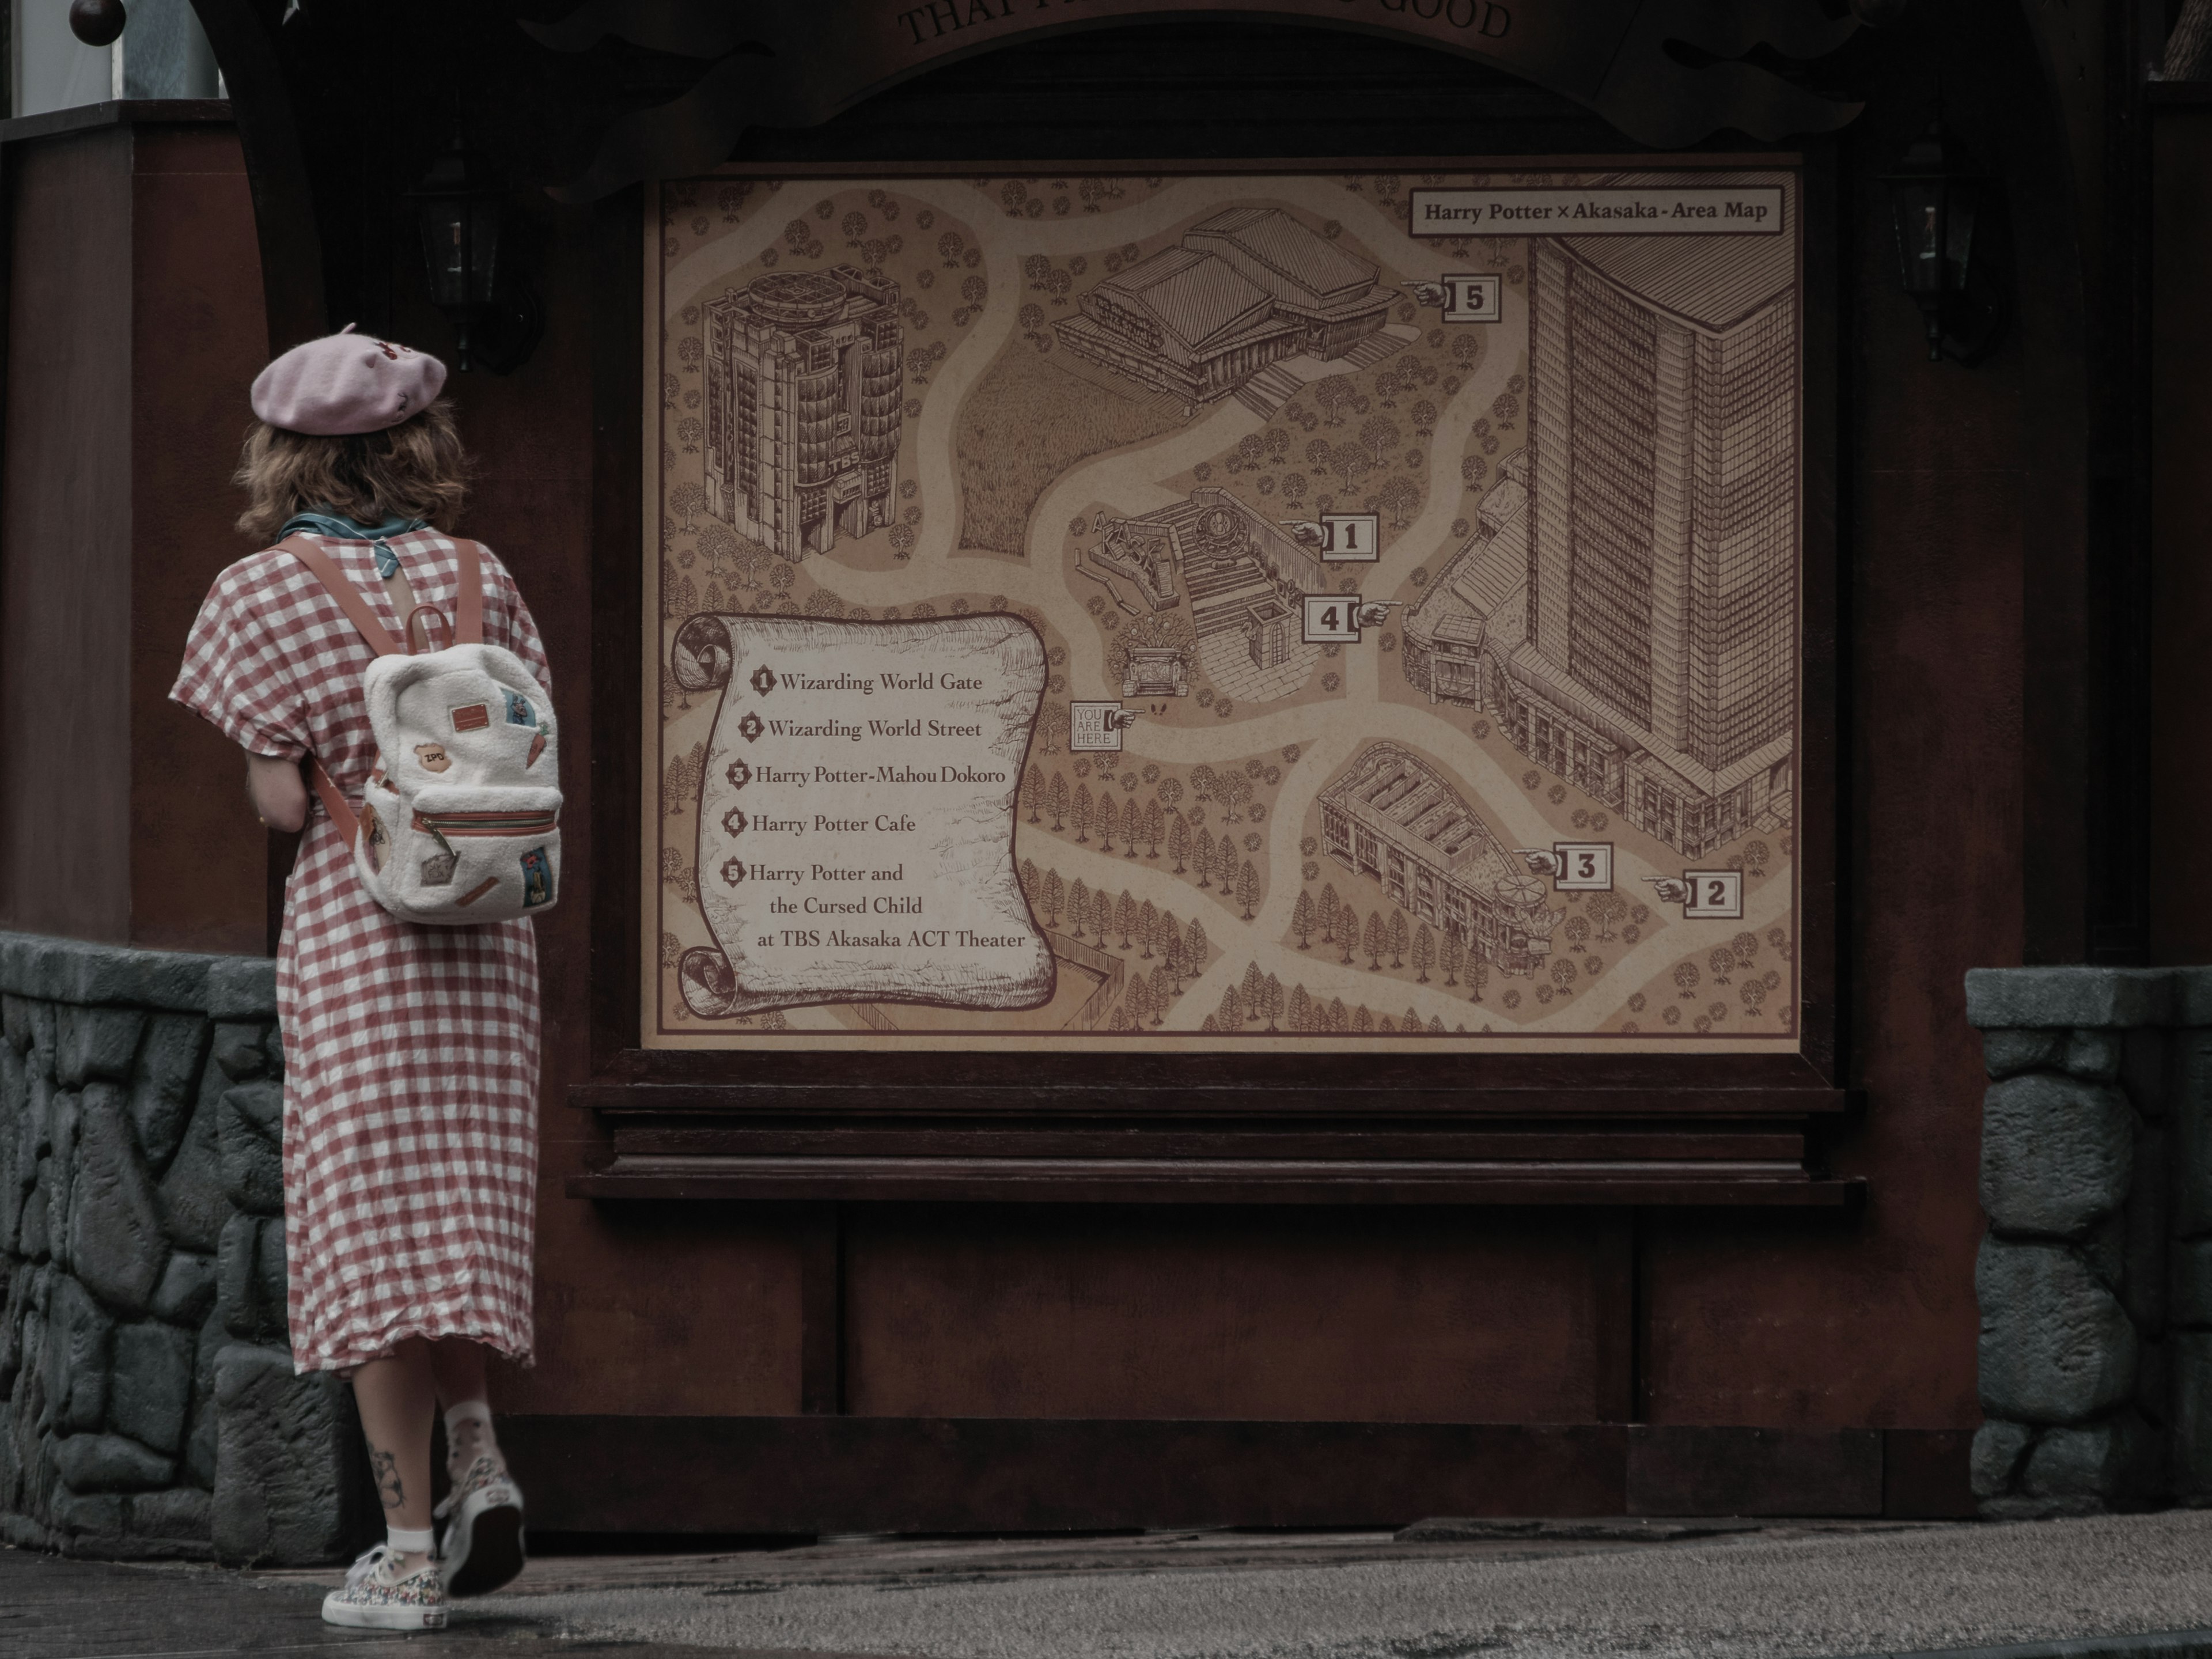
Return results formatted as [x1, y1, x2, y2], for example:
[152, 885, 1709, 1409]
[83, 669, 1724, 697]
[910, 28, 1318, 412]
[233, 400, 471, 544]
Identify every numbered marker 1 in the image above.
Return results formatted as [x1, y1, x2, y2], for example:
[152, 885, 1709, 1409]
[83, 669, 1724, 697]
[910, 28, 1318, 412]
[1553, 842, 1613, 891]
[1681, 869, 1744, 919]
[1319, 512, 1381, 562]
[1301, 595, 1362, 643]
[1069, 700, 1127, 753]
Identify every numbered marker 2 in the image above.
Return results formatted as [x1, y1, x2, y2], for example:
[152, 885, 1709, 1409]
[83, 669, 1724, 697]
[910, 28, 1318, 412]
[1681, 869, 1744, 919]
[1302, 595, 1363, 643]
[1553, 842, 1612, 891]
[1319, 512, 1381, 563]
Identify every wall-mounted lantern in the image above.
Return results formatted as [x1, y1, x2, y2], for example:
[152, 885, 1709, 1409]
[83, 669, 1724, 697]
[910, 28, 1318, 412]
[409, 141, 541, 375]
[1881, 119, 2008, 365]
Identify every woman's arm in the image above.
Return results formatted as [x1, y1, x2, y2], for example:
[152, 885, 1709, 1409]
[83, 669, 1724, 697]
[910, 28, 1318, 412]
[247, 752, 309, 833]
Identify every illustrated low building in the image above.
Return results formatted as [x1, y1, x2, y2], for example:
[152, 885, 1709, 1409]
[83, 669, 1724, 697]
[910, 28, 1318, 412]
[1090, 517, 1180, 610]
[1110, 487, 1330, 615]
[1319, 743, 1557, 976]
[1055, 206, 1395, 403]
[703, 266, 904, 563]
[1121, 645, 1190, 699]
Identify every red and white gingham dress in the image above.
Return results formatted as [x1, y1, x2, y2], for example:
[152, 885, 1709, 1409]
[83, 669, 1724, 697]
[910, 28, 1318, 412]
[171, 529, 544, 1374]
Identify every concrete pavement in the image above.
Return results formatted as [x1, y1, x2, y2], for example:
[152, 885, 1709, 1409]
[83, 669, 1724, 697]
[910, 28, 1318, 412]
[13, 1510, 2212, 1659]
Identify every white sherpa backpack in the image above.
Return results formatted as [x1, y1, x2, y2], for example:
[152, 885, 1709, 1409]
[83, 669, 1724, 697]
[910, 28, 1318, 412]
[282, 533, 560, 925]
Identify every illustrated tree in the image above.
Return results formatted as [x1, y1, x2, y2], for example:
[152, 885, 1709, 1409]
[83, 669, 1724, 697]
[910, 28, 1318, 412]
[1217, 836, 1240, 893]
[1161, 914, 1184, 975]
[1048, 771, 1068, 831]
[1585, 891, 1627, 941]
[1023, 766, 1043, 822]
[1041, 702, 1069, 754]
[1020, 858, 1039, 903]
[1142, 801, 1164, 857]
[1563, 915, 1590, 952]
[669, 481, 707, 530]
[1319, 883, 1340, 942]
[1441, 930, 1463, 986]
[1218, 986, 1243, 1028]
[1412, 922, 1435, 983]
[1241, 960, 1266, 1012]
[1125, 978, 1150, 1028]
[1189, 763, 1219, 813]
[1236, 861, 1259, 920]
[677, 416, 703, 453]
[1315, 375, 1355, 424]
[1073, 783, 1092, 842]
[1732, 930, 1760, 967]
[1069, 878, 1090, 939]
[1219, 774, 1254, 822]
[1092, 887, 1112, 941]
[1353, 1005, 1374, 1034]
[1378, 475, 1421, 529]
[1335, 445, 1372, 493]
[1184, 917, 1209, 971]
[1707, 946, 1735, 985]
[662, 743, 704, 816]
[1467, 958, 1488, 1002]
[1552, 958, 1577, 994]
[1042, 868, 1064, 925]
[1168, 813, 1190, 873]
[1096, 793, 1116, 854]
[1741, 979, 1768, 1016]
[1116, 891, 1138, 949]
[697, 520, 736, 577]
[1288, 984, 1312, 1031]
[1150, 965, 1170, 1024]
[1674, 961, 1701, 998]
[1359, 415, 1402, 465]
[1200, 1014, 1220, 1034]
[1262, 974, 1285, 1032]
[1195, 827, 1214, 887]
[1363, 911, 1385, 969]
[1138, 899, 1158, 958]
[1387, 909, 1408, 968]
[1293, 889, 1315, 949]
[1743, 839, 1771, 876]
[1156, 777, 1185, 811]
[1410, 397, 1438, 436]
[1305, 437, 1335, 485]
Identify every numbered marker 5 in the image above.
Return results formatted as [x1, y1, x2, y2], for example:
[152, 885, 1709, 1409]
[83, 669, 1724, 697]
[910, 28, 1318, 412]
[1681, 869, 1744, 919]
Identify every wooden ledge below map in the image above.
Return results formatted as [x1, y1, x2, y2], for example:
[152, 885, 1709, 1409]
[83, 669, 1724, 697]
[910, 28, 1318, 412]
[568, 1153, 1860, 1207]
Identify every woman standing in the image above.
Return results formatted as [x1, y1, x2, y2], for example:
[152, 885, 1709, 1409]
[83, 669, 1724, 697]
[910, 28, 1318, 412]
[171, 331, 547, 1630]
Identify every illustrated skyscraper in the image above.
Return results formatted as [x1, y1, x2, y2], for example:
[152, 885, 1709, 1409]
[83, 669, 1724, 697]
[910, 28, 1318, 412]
[703, 266, 904, 562]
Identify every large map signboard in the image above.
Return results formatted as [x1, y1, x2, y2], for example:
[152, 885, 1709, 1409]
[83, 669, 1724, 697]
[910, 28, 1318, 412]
[644, 166, 1802, 1052]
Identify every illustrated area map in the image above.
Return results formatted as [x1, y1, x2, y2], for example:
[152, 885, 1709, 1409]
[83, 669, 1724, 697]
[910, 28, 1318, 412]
[646, 169, 1802, 1052]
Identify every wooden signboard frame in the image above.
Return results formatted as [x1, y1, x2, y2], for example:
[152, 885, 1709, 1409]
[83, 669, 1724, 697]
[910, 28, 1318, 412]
[574, 153, 1850, 1211]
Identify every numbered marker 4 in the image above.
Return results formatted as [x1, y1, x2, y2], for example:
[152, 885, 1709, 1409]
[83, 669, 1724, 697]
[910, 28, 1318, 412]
[1681, 869, 1744, 919]
[1301, 595, 1362, 644]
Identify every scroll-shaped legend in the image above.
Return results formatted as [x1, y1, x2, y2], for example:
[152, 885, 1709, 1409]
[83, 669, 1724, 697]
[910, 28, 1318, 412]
[672, 613, 1053, 1018]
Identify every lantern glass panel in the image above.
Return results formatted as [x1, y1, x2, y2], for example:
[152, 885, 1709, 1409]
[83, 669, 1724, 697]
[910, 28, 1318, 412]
[418, 198, 500, 309]
[1893, 179, 1946, 297]
[1943, 190, 1976, 290]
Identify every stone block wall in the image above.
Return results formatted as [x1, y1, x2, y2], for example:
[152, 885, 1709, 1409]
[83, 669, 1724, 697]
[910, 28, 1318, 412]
[0, 930, 372, 1562]
[1967, 965, 2212, 1516]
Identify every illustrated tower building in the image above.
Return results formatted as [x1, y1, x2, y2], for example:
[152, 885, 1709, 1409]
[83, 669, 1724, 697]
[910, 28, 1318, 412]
[703, 266, 904, 562]
[1523, 234, 1794, 795]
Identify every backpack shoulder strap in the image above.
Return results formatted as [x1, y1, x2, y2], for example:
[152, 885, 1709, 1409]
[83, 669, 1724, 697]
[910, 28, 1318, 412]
[277, 533, 404, 657]
[306, 759, 359, 850]
[450, 537, 484, 646]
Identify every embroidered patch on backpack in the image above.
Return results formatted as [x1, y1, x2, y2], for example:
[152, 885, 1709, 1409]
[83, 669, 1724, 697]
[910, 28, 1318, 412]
[526, 729, 546, 768]
[520, 846, 554, 908]
[505, 692, 534, 726]
[420, 850, 457, 886]
[414, 743, 451, 774]
[451, 703, 490, 732]
[360, 804, 389, 873]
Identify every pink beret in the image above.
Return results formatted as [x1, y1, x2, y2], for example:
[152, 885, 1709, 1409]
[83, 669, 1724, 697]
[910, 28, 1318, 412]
[250, 325, 447, 436]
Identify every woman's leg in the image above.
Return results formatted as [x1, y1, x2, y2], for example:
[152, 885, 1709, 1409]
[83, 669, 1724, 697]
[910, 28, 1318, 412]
[427, 1337, 499, 1472]
[351, 1339, 437, 1568]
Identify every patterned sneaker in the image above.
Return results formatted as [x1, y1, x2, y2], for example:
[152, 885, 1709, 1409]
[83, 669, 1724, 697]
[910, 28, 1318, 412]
[321, 1543, 448, 1630]
[436, 1454, 526, 1597]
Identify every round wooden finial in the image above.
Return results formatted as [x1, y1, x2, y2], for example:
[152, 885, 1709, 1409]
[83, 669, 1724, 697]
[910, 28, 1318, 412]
[69, 0, 128, 48]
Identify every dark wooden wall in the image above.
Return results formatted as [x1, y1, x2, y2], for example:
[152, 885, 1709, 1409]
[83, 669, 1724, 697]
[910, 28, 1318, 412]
[0, 107, 270, 955]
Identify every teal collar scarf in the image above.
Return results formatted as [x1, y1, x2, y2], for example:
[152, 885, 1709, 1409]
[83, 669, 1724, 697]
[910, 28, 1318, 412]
[278, 509, 428, 578]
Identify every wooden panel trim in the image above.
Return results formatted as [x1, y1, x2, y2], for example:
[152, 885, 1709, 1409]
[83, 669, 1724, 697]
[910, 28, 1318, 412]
[493, 1416, 1972, 1532]
[605, 1127, 1815, 1161]
[572, 1080, 1855, 1119]
[567, 1154, 1861, 1207]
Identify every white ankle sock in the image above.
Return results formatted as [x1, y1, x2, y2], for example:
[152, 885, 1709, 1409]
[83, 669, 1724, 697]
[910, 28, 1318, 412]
[444, 1400, 498, 1465]
[388, 1524, 433, 1555]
